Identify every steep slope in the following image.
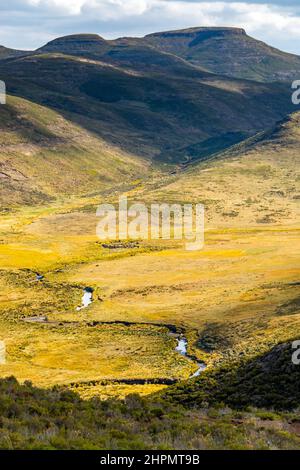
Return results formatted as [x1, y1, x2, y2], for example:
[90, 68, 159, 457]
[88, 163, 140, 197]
[166, 341, 300, 410]
[0, 51, 296, 166]
[139, 112, 300, 228]
[143, 27, 300, 82]
[0, 95, 150, 207]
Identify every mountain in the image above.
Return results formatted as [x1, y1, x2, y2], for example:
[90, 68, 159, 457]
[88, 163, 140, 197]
[38, 28, 300, 83]
[0, 42, 296, 169]
[0, 28, 299, 207]
[37, 34, 107, 56]
[143, 27, 300, 82]
[38, 33, 209, 76]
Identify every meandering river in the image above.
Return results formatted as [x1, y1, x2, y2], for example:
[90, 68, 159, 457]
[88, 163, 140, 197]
[23, 286, 206, 381]
[175, 336, 207, 378]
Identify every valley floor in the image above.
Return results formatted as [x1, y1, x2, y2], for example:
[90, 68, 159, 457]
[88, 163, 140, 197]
[0, 191, 299, 400]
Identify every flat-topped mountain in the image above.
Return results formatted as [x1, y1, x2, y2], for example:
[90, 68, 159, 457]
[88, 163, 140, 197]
[38, 34, 107, 55]
[145, 26, 247, 39]
[38, 27, 300, 82]
[33, 27, 300, 82]
[143, 27, 300, 82]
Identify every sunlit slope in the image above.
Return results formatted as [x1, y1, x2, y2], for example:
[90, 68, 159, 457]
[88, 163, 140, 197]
[49, 114, 299, 362]
[139, 112, 300, 228]
[0, 95, 150, 207]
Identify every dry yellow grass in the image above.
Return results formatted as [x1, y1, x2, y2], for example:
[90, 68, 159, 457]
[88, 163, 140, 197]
[0, 114, 299, 398]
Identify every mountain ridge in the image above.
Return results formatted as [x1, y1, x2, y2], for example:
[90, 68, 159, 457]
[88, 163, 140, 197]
[2, 26, 300, 82]
[0, 26, 299, 207]
[143, 26, 300, 82]
[0, 50, 296, 164]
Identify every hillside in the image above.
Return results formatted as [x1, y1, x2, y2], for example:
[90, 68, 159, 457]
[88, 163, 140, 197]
[0, 46, 297, 176]
[0, 46, 27, 60]
[138, 112, 300, 228]
[39, 28, 300, 83]
[143, 27, 300, 82]
[0, 95, 151, 206]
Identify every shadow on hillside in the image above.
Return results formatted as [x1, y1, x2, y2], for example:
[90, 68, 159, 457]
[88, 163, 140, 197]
[0, 55, 297, 163]
[165, 341, 300, 410]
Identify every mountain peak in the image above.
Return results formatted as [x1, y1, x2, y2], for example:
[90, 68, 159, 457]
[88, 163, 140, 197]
[143, 26, 300, 82]
[38, 34, 107, 54]
[145, 26, 246, 38]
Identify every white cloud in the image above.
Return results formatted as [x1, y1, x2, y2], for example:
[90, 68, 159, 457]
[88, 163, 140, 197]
[0, 1, 300, 54]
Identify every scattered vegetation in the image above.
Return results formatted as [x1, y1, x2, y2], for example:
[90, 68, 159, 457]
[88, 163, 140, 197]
[0, 377, 300, 450]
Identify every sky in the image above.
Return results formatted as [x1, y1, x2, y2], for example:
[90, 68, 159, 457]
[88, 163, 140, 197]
[1, 0, 300, 54]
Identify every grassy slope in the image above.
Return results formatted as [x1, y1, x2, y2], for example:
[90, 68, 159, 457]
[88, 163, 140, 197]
[0, 95, 151, 206]
[139, 112, 300, 227]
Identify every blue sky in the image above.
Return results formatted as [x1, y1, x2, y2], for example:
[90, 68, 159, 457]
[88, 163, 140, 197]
[1, 1, 300, 54]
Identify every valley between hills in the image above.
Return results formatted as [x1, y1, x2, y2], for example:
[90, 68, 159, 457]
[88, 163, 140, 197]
[0, 27, 299, 449]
